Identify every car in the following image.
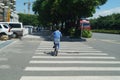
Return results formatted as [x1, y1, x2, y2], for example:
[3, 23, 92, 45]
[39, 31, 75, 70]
[24, 25, 33, 34]
[0, 22, 24, 38]
[0, 23, 13, 39]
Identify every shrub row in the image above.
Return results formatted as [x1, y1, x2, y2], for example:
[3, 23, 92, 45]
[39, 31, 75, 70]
[82, 30, 92, 38]
[92, 30, 120, 34]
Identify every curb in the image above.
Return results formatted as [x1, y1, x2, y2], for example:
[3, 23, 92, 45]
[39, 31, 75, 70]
[0, 40, 13, 49]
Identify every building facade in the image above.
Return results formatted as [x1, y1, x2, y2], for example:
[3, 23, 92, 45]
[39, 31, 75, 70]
[0, 0, 19, 22]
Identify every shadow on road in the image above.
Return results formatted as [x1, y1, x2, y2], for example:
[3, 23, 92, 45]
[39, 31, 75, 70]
[43, 51, 55, 56]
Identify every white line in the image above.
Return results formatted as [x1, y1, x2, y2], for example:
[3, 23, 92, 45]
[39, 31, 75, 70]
[25, 67, 120, 71]
[37, 47, 93, 49]
[29, 61, 120, 64]
[61, 51, 103, 53]
[0, 58, 8, 61]
[20, 76, 120, 80]
[0, 65, 10, 69]
[101, 40, 120, 44]
[32, 56, 115, 59]
[37, 48, 52, 49]
[35, 53, 108, 55]
[36, 50, 102, 53]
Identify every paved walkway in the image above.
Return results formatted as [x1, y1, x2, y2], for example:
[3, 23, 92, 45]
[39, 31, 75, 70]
[0, 40, 13, 49]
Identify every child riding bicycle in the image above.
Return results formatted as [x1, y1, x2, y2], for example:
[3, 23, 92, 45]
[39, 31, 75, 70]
[51, 27, 62, 50]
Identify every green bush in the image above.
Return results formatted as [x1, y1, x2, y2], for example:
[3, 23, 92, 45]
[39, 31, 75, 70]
[82, 30, 92, 38]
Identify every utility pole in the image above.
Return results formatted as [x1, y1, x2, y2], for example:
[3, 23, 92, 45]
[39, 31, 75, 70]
[24, 0, 31, 14]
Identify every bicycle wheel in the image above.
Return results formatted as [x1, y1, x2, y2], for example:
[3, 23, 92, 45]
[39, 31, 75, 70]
[54, 45, 58, 56]
[55, 48, 58, 56]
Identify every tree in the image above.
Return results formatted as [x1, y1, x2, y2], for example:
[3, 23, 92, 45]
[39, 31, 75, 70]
[90, 13, 120, 30]
[32, 0, 107, 36]
[18, 13, 39, 26]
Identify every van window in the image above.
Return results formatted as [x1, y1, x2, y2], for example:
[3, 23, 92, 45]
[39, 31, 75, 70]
[0, 25, 2, 28]
[9, 24, 21, 28]
[3, 25, 8, 29]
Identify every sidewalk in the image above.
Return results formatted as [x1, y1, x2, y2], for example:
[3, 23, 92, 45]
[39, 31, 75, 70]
[0, 41, 6, 44]
[0, 31, 86, 50]
[22, 31, 86, 42]
[0, 40, 13, 49]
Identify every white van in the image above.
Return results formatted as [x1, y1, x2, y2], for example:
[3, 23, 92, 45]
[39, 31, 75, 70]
[0, 23, 13, 39]
[0, 22, 24, 38]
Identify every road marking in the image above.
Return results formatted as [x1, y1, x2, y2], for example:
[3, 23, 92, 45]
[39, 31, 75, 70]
[29, 60, 120, 64]
[0, 58, 8, 61]
[25, 67, 120, 71]
[20, 76, 120, 80]
[35, 53, 108, 55]
[0, 65, 10, 69]
[101, 39, 120, 44]
[36, 50, 102, 53]
[37, 47, 94, 49]
[32, 56, 115, 59]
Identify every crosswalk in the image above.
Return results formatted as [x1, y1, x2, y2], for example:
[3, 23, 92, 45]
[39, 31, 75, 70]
[0, 57, 10, 69]
[20, 41, 120, 80]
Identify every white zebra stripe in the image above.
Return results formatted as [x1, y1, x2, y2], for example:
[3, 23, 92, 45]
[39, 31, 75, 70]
[20, 76, 120, 80]
[37, 47, 93, 49]
[25, 67, 120, 71]
[36, 50, 102, 53]
[29, 61, 120, 64]
[32, 56, 115, 59]
[0, 58, 8, 61]
[35, 53, 108, 55]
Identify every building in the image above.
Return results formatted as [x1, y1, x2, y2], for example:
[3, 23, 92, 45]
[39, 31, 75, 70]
[0, 0, 19, 22]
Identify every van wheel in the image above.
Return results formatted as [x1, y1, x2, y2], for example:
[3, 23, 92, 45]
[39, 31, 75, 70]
[12, 33, 17, 38]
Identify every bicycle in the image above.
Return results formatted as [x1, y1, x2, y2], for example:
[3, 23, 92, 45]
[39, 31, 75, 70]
[53, 39, 60, 56]
[54, 43, 59, 56]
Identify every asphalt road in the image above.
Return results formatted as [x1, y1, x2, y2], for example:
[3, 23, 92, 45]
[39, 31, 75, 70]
[84, 33, 120, 60]
[0, 32, 120, 80]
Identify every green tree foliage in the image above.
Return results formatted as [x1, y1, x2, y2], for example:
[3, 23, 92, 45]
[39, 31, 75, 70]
[33, 0, 107, 25]
[90, 13, 120, 30]
[32, 0, 107, 36]
[18, 13, 39, 26]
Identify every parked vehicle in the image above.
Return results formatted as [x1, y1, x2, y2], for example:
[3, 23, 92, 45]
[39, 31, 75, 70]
[80, 19, 91, 30]
[80, 19, 92, 38]
[0, 22, 24, 38]
[24, 25, 33, 34]
[0, 23, 13, 39]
